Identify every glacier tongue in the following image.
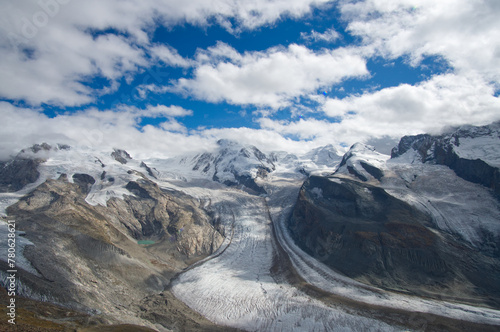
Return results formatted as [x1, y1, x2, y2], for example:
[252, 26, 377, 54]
[171, 174, 500, 330]
[171, 182, 399, 332]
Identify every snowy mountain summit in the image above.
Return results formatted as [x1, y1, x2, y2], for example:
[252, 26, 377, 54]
[335, 143, 389, 182]
[158, 139, 276, 194]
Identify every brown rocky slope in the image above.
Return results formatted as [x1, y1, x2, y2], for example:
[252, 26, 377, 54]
[3, 170, 235, 331]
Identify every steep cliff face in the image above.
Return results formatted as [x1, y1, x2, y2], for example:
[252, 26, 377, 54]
[0, 157, 41, 192]
[289, 175, 500, 306]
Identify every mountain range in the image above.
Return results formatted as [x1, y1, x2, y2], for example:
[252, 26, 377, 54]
[1, 122, 499, 331]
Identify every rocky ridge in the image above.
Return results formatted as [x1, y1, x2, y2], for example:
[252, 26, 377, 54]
[0, 144, 230, 331]
[391, 121, 500, 195]
[288, 122, 500, 308]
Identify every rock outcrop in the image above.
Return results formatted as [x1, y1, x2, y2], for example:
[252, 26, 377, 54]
[0, 157, 41, 192]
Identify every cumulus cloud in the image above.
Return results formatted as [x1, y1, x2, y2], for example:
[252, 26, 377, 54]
[252, 72, 500, 151]
[257, 117, 336, 140]
[149, 45, 193, 68]
[0, 0, 330, 106]
[320, 73, 500, 139]
[1, 0, 499, 159]
[0, 101, 319, 160]
[340, 0, 500, 83]
[0, 101, 205, 160]
[171, 43, 368, 108]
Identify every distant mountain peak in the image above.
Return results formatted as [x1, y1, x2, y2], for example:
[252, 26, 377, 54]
[391, 122, 500, 195]
[19, 142, 71, 157]
[335, 142, 389, 182]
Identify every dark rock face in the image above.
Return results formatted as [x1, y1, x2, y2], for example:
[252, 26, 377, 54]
[0, 157, 41, 192]
[111, 149, 132, 164]
[391, 123, 500, 195]
[391, 134, 436, 162]
[359, 161, 384, 181]
[433, 143, 500, 195]
[140, 161, 158, 179]
[72, 173, 96, 194]
[214, 171, 269, 195]
[346, 165, 368, 182]
[21, 142, 53, 154]
[288, 175, 500, 306]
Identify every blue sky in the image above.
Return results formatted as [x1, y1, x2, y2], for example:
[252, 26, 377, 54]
[0, 0, 499, 158]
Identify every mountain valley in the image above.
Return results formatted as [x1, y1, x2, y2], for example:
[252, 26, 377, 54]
[1, 122, 500, 331]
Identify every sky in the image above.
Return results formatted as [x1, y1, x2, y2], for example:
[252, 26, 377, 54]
[1, 0, 499, 159]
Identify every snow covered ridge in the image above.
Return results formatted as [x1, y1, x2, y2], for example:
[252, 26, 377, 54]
[0, 140, 343, 213]
[146, 139, 343, 193]
[391, 121, 500, 167]
[391, 121, 500, 195]
[329, 134, 500, 248]
[168, 139, 276, 194]
[335, 143, 390, 182]
[0, 143, 151, 213]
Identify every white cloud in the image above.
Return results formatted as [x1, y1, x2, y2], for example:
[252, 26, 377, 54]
[171, 43, 368, 108]
[250, 72, 500, 151]
[144, 105, 193, 117]
[199, 126, 321, 154]
[0, 101, 320, 160]
[0, 101, 205, 160]
[258, 117, 336, 140]
[149, 45, 193, 68]
[0, 8, 147, 106]
[300, 28, 340, 43]
[2, 0, 499, 158]
[340, 0, 500, 83]
[160, 119, 189, 134]
[0, 0, 331, 106]
[321, 73, 500, 138]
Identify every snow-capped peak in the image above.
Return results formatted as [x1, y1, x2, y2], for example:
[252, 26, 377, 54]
[391, 121, 500, 167]
[335, 143, 390, 182]
[301, 144, 342, 168]
[147, 140, 275, 194]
